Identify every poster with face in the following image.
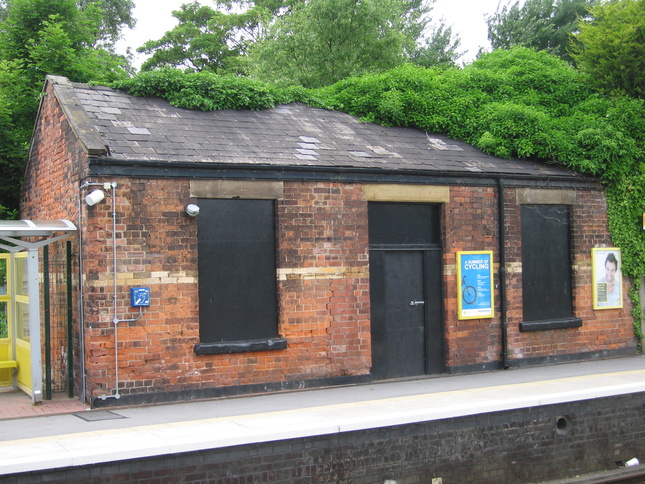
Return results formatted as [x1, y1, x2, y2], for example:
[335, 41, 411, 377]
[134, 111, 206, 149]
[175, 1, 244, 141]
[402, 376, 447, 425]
[592, 248, 622, 309]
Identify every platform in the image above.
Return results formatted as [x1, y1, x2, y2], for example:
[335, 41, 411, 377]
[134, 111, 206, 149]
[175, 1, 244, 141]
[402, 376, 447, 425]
[0, 355, 644, 476]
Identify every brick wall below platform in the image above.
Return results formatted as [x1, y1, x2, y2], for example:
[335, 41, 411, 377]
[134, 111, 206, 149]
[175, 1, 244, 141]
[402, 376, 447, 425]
[5, 392, 645, 484]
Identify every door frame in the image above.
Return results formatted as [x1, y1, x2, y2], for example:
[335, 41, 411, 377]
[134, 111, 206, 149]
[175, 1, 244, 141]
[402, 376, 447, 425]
[368, 202, 445, 380]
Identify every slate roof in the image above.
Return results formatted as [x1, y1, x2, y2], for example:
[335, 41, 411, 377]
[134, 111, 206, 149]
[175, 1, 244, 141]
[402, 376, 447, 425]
[48, 75, 581, 180]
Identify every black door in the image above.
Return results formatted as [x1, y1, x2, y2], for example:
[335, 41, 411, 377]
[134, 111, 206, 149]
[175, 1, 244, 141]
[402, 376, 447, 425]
[378, 251, 425, 378]
[369, 203, 445, 379]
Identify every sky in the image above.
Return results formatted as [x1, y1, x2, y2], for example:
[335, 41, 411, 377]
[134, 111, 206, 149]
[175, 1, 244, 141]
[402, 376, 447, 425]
[117, 0, 516, 69]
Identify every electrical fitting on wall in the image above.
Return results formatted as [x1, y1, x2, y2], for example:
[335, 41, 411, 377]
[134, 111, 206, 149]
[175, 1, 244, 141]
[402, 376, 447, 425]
[80, 180, 145, 402]
[85, 189, 105, 206]
[84, 182, 114, 206]
[185, 203, 200, 217]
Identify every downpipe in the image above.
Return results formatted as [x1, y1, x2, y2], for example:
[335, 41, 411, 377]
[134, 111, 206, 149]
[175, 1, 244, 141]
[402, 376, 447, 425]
[497, 177, 509, 369]
[77, 180, 111, 401]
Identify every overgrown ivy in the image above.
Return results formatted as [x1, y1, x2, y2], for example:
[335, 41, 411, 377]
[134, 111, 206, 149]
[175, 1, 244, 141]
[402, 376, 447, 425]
[111, 68, 327, 111]
[112, 47, 645, 339]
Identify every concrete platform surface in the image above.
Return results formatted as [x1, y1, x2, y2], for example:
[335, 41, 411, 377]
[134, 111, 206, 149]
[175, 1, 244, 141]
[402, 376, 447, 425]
[1, 355, 644, 475]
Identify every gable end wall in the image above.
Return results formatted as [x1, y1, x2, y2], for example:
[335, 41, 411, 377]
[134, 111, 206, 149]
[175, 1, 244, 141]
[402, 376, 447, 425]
[21, 81, 87, 398]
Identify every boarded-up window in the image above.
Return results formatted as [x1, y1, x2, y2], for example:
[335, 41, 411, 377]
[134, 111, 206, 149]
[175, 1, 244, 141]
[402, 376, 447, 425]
[197, 199, 279, 345]
[520, 204, 580, 330]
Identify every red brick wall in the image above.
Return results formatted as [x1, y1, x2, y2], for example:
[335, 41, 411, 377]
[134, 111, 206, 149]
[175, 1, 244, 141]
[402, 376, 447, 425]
[22, 82, 83, 221]
[442, 185, 635, 369]
[443, 186, 503, 368]
[502, 188, 635, 362]
[277, 182, 371, 379]
[80, 179, 371, 401]
[80, 178, 200, 399]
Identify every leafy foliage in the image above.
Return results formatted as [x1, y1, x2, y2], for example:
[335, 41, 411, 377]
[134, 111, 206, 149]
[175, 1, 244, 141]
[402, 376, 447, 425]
[0, 0, 131, 84]
[138, 0, 461, 86]
[0, 59, 33, 211]
[77, 0, 135, 43]
[0, 0, 134, 213]
[487, 0, 599, 62]
[112, 68, 284, 110]
[571, 0, 645, 100]
[408, 21, 463, 70]
[319, 49, 594, 151]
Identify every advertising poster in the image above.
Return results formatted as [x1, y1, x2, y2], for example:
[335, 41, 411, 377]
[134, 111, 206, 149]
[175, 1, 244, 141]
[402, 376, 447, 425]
[592, 248, 622, 309]
[457, 251, 494, 320]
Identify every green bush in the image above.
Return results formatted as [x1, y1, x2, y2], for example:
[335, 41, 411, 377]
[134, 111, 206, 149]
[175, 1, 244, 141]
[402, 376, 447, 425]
[112, 68, 281, 111]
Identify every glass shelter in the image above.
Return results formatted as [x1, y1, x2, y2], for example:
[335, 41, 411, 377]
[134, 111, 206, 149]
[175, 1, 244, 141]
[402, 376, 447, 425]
[0, 220, 76, 404]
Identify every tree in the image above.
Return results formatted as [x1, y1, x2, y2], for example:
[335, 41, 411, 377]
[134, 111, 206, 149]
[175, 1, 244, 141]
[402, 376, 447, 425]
[138, 0, 462, 85]
[77, 0, 136, 43]
[0, 0, 135, 213]
[571, 0, 645, 100]
[409, 22, 463, 69]
[486, 0, 598, 62]
[0, 0, 132, 83]
[138, 0, 301, 73]
[0, 59, 31, 215]
[139, 1, 248, 72]
[247, 0, 431, 88]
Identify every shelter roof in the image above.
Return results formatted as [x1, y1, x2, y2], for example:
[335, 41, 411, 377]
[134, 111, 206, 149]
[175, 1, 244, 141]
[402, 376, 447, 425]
[45, 75, 581, 180]
[0, 219, 76, 238]
[0, 219, 77, 253]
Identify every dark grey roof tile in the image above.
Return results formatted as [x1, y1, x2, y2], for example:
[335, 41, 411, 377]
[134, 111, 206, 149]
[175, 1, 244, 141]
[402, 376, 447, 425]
[53, 78, 582, 179]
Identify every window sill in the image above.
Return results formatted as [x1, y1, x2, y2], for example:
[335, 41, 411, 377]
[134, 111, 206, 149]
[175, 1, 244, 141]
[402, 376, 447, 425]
[519, 318, 582, 332]
[194, 338, 287, 355]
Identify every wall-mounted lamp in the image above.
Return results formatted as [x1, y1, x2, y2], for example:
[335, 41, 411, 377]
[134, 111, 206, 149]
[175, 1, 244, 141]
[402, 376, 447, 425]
[85, 189, 105, 206]
[185, 204, 200, 217]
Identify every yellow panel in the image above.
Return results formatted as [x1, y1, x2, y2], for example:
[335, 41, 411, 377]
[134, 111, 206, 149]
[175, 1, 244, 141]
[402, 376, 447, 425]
[0, 338, 12, 387]
[14, 253, 27, 297]
[0, 254, 12, 387]
[15, 300, 29, 341]
[11, 253, 31, 395]
[16, 338, 30, 392]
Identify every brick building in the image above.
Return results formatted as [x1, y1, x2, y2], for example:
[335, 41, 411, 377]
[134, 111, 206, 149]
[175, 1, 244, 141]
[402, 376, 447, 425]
[21, 75, 637, 407]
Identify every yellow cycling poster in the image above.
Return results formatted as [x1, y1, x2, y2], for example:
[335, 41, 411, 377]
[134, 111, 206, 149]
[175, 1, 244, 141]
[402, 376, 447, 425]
[457, 251, 494, 320]
[592, 247, 622, 309]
